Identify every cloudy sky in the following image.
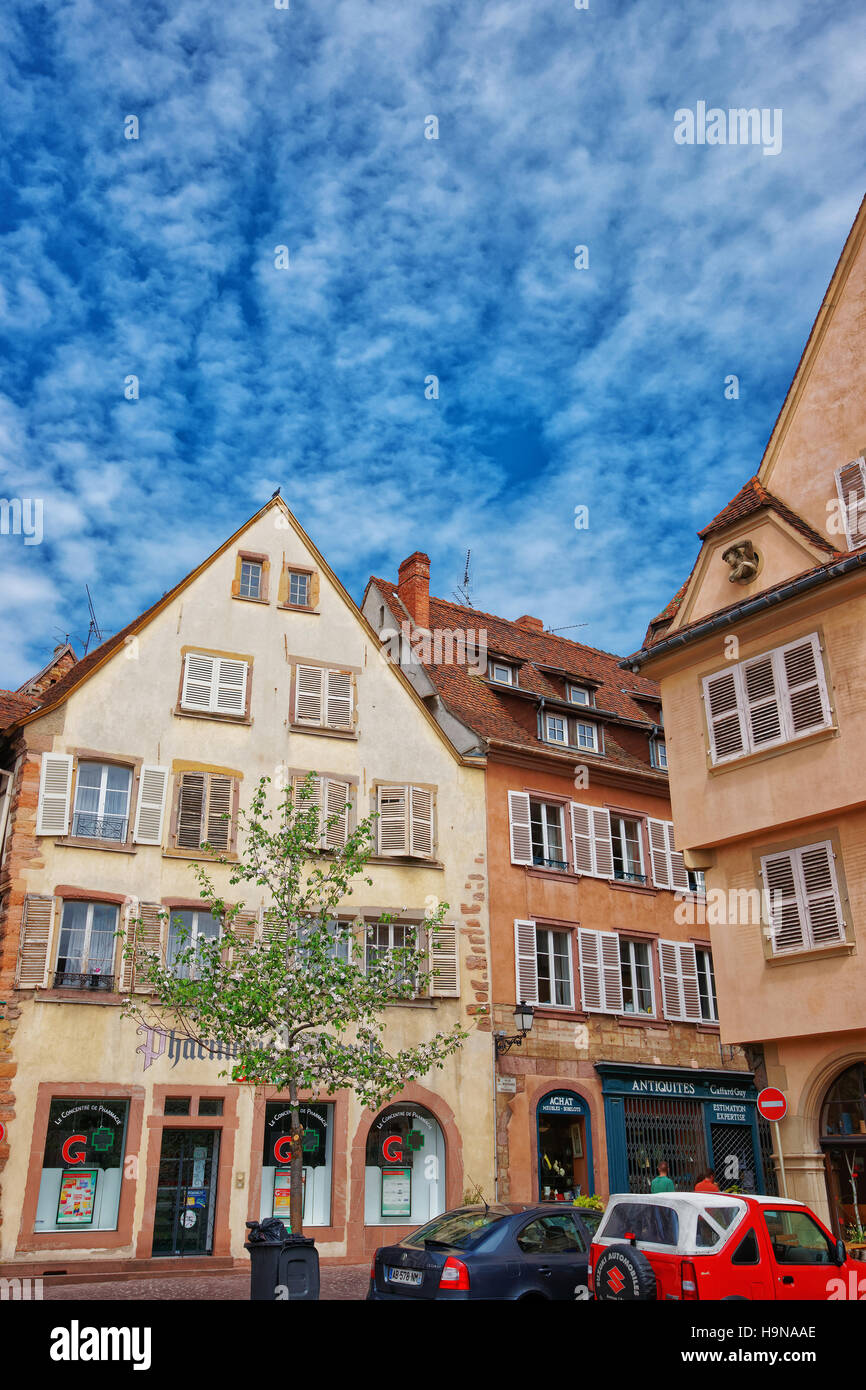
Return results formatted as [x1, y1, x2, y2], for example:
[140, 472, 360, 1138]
[1, 0, 864, 686]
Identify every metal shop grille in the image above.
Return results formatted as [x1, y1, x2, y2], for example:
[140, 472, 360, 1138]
[623, 1097, 708, 1193]
[757, 1116, 780, 1196]
[711, 1123, 758, 1192]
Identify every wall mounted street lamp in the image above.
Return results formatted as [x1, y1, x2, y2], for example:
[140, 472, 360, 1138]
[494, 1001, 535, 1055]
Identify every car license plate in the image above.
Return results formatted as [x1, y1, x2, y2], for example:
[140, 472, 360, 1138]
[387, 1267, 423, 1286]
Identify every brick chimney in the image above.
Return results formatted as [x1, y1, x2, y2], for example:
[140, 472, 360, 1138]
[397, 552, 431, 630]
[515, 615, 544, 633]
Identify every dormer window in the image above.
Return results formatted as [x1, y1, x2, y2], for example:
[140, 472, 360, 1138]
[651, 737, 668, 770]
[834, 457, 866, 550]
[568, 684, 592, 706]
[239, 560, 262, 600]
[574, 720, 600, 753]
[546, 714, 566, 744]
[490, 661, 516, 686]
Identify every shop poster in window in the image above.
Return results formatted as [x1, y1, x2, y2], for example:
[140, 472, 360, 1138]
[272, 1168, 306, 1222]
[381, 1167, 412, 1218]
[56, 1169, 97, 1225]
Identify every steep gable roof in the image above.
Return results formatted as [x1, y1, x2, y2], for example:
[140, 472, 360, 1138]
[697, 476, 840, 553]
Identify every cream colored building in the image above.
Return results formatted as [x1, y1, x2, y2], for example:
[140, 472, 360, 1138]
[629, 196, 866, 1233]
[0, 496, 492, 1278]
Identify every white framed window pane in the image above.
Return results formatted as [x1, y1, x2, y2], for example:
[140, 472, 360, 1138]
[57, 901, 89, 973]
[289, 572, 310, 606]
[569, 686, 591, 705]
[239, 561, 262, 598]
[89, 904, 118, 974]
[576, 722, 597, 750]
[612, 818, 644, 882]
[552, 933, 572, 1006]
[697, 949, 718, 1021]
[491, 664, 512, 684]
[547, 716, 566, 743]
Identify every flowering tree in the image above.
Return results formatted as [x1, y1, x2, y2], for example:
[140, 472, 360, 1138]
[120, 774, 466, 1235]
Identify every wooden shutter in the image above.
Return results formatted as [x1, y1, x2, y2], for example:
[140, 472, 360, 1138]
[799, 842, 845, 946]
[592, 808, 614, 877]
[409, 786, 434, 857]
[508, 791, 532, 866]
[570, 803, 594, 874]
[761, 850, 806, 953]
[667, 822, 690, 891]
[214, 658, 248, 715]
[206, 775, 234, 850]
[293, 774, 324, 841]
[514, 919, 538, 1002]
[377, 785, 408, 855]
[779, 635, 831, 737]
[119, 898, 139, 992]
[600, 931, 624, 1012]
[703, 669, 746, 763]
[181, 653, 216, 710]
[835, 458, 866, 549]
[36, 753, 73, 835]
[658, 940, 701, 1021]
[578, 928, 603, 1011]
[429, 921, 459, 997]
[133, 765, 169, 844]
[295, 665, 324, 724]
[324, 779, 350, 850]
[325, 669, 353, 729]
[16, 894, 56, 987]
[678, 942, 702, 1021]
[130, 902, 166, 992]
[648, 819, 672, 888]
[225, 908, 259, 965]
[742, 654, 784, 749]
[176, 772, 206, 849]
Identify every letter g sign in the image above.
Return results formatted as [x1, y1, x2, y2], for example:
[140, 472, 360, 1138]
[62, 1134, 87, 1165]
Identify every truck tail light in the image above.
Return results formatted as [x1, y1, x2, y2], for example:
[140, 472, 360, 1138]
[439, 1257, 471, 1291]
[681, 1260, 699, 1300]
[587, 1259, 594, 1294]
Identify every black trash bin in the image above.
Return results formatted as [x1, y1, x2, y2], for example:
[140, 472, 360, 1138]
[245, 1219, 320, 1301]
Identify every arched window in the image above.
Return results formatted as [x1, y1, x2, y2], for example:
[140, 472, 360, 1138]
[821, 1063, 866, 1138]
[364, 1103, 445, 1225]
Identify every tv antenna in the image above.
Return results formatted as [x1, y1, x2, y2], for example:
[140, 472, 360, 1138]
[453, 549, 475, 608]
[546, 623, 590, 634]
[83, 585, 103, 655]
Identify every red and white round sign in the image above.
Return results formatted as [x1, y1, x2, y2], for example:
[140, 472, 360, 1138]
[0, 1121, 5, 1144]
[757, 1087, 787, 1122]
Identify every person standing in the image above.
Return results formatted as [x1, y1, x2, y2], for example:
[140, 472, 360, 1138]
[695, 1168, 721, 1193]
[650, 1160, 675, 1193]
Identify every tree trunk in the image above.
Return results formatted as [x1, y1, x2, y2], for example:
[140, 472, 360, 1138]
[289, 1077, 303, 1235]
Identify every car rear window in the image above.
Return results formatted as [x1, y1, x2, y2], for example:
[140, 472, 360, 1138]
[603, 1202, 679, 1247]
[704, 1204, 739, 1230]
[407, 1210, 507, 1249]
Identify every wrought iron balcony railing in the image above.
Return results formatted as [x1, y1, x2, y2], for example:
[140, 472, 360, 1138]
[53, 970, 115, 991]
[71, 812, 129, 842]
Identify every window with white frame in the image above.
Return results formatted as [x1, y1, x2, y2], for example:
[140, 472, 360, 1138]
[611, 815, 645, 884]
[687, 868, 706, 896]
[703, 633, 832, 765]
[55, 901, 118, 988]
[167, 909, 221, 979]
[760, 841, 846, 955]
[534, 926, 574, 1008]
[651, 738, 668, 769]
[529, 800, 567, 870]
[239, 560, 262, 599]
[574, 719, 599, 752]
[490, 660, 515, 685]
[696, 948, 718, 1022]
[298, 916, 352, 964]
[545, 714, 566, 744]
[181, 652, 249, 717]
[72, 762, 133, 842]
[834, 457, 866, 550]
[288, 571, 311, 607]
[568, 684, 592, 706]
[619, 938, 654, 1014]
[365, 919, 419, 992]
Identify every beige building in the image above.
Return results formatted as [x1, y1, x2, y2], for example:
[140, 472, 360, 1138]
[0, 496, 492, 1279]
[628, 196, 866, 1233]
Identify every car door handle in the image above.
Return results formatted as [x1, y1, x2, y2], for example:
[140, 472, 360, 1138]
[781, 1276, 794, 1285]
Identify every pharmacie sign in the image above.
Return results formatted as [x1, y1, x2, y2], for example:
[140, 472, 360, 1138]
[135, 1024, 242, 1071]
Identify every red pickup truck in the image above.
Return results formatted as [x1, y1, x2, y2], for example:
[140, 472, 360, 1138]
[589, 1192, 863, 1301]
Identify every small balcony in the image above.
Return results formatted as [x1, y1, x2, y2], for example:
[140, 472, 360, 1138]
[70, 812, 128, 842]
[52, 970, 115, 991]
[613, 868, 648, 886]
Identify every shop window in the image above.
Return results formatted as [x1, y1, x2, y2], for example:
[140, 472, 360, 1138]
[821, 1063, 866, 1138]
[164, 1097, 192, 1115]
[365, 1104, 445, 1226]
[198, 1098, 224, 1116]
[537, 1092, 592, 1200]
[35, 1098, 129, 1233]
[261, 1102, 333, 1227]
[54, 901, 118, 990]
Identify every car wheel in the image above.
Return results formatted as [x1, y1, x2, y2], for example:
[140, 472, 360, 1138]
[594, 1244, 658, 1301]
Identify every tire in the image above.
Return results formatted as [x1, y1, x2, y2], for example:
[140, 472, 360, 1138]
[594, 1244, 658, 1301]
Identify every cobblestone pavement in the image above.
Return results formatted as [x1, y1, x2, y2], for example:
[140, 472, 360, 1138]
[44, 1265, 369, 1301]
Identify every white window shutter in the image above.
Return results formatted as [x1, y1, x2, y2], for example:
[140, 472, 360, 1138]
[429, 922, 460, 997]
[325, 669, 354, 729]
[592, 808, 614, 878]
[378, 785, 408, 855]
[799, 842, 845, 946]
[742, 655, 784, 749]
[648, 818, 672, 888]
[16, 894, 56, 987]
[761, 850, 806, 953]
[779, 636, 831, 737]
[134, 765, 169, 844]
[570, 803, 594, 874]
[295, 665, 324, 724]
[409, 786, 434, 857]
[514, 919, 539, 1003]
[835, 458, 866, 549]
[600, 930, 623, 1012]
[666, 823, 690, 891]
[578, 928, 603, 1011]
[678, 942, 702, 1022]
[324, 779, 350, 850]
[182, 653, 216, 711]
[36, 753, 73, 835]
[703, 669, 746, 763]
[508, 791, 532, 866]
[215, 658, 248, 715]
[658, 938, 683, 1019]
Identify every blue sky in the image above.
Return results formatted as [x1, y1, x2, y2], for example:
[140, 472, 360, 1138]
[1, 0, 864, 686]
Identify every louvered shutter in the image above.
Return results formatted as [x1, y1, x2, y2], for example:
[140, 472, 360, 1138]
[600, 931, 624, 1012]
[514, 919, 539, 1003]
[325, 669, 353, 729]
[780, 636, 831, 737]
[799, 842, 845, 946]
[592, 808, 614, 878]
[378, 785, 408, 855]
[119, 898, 139, 992]
[409, 786, 434, 857]
[215, 658, 248, 715]
[578, 928, 603, 1011]
[703, 670, 746, 763]
[182, 653, 216, 710]
[36, 753, 73, 835]
[135, 903, 166, 992]
[205, 775, 234, 850]
[133, 765, 169, 844]
[678, 942, 702, 1021]
[761, 851, 806, 953]
[648, 819, 672, 888]
[293, 774, 324, 844]
[508, 791, 532, 866]
[429, 921, 459, 997]
[742, 654, 784, 749]
[570, 803, 594, 874]
[324, 779, 350, 850]
[667, 823, 690, 891]
[658, 938, 683, 1019]
[295, 665, 324, 724]
[176, 773, 206, 849]
[835, 458, 866, 549]
[16, 894, 56, 987]
[225, 908, 259, 965]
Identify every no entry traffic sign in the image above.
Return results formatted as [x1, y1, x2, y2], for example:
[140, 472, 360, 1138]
[757, 1087, 787, 1123]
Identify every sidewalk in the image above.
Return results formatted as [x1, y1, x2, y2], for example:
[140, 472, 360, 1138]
[43, 1265, 370, 1301]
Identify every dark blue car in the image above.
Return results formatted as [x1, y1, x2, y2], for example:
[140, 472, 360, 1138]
[367, 1202, 603, 1300]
